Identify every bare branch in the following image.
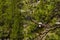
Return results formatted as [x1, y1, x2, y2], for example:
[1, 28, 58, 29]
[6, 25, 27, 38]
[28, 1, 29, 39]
[34, 25, 60, 40]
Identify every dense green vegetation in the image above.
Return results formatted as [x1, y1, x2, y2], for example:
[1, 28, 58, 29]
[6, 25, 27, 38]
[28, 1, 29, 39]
[0, 0, 60, 40]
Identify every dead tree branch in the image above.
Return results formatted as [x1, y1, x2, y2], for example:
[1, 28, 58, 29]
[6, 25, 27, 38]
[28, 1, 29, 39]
[34, 25, 60, 40]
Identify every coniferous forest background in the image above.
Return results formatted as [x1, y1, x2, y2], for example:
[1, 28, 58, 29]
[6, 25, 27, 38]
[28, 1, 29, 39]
[0, 0, 60, 40]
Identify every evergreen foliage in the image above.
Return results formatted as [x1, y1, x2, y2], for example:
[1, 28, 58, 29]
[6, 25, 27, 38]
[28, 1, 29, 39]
[0, 0, 60, 40]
